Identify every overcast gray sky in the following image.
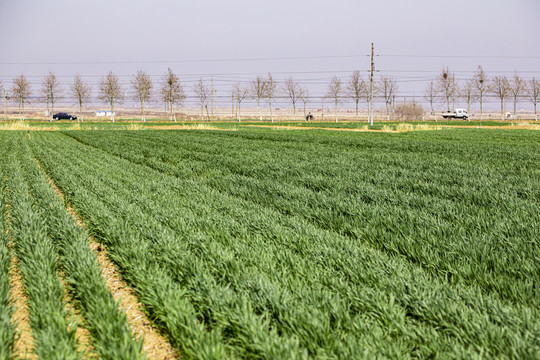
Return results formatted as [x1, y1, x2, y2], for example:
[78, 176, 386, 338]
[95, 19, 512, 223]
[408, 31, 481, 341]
[1, 0, 539, 110]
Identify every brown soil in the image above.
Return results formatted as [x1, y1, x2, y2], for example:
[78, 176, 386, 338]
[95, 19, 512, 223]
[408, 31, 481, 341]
[9, 256, 36, 360]
[439, 124, 540, 130]
[34, 159, 179, 360]
[142, 124, 233, 131]
[244, 125, 400, 132]
[245, 124, 539, 132]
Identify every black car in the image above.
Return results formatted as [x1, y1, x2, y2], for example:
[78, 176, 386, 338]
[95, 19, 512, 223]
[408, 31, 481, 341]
[52, 112, 77, 120]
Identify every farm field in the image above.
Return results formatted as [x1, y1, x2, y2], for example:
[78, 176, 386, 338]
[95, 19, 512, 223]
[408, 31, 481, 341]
[0, 126, 539, 359]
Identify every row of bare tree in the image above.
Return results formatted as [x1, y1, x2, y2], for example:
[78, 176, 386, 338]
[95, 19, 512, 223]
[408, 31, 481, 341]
[2, 69, 183, 122]
[425, 66, 540, 121]
[2, 66, 539, 122]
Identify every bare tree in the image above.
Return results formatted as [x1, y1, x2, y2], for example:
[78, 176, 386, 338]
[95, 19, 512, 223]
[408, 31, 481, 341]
[491, 76, 510, 121]
[347, 70, 366, 121]
[71, 74, 91, 120]
[233, 83, 249, 122]
[11, 74, 32, 122]
[509, 72, 526, 118]
[472, 65, 488, 120]
[326, 76, 342, 123]
[161, 68, 185, 122]
[378, 76, 398, 120]
[193, 78, 210, 121]
[41, 71, 61, 117]
[265, 73, 278, 123]
[99, 71, 124, 122]
[424, 80, 437, 116]
[283, 77, 301, 121]
[251, 75, 268, 121]
[131, 70, 153, 122]
[528, 78, 540, 121]
[436, 67, 455, 112]
[396, 102, 424, 121]
[299, 87, 310, 119]
[459, 80, 478, 121]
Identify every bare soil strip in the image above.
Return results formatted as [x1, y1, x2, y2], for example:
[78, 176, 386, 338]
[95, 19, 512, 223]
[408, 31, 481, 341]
[142, 124, 234, 131]
[35, 159, 179, 360]
[244, 124, 539, 132]
[244, 124, 400, 132]
[9, 256, 36, 360]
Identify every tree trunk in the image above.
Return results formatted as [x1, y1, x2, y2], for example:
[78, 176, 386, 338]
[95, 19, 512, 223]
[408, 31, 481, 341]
[257, 98, 262, 121]
[142, 100, 146, 122]
[355, 100, 359, 121]
[111, 100, 115, 123]
[480, 94, 483, 120]
[269, 96, 273, 123]
[335, 98, 338, 123]
[513, 98, 517, 118]
[237, 102, 241, 122]
[292, 103, 296, 121]
[501, 99, 504, 121]
[385, 102, 389, 121]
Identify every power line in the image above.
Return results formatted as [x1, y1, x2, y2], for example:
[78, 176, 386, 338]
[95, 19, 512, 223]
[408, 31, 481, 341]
[380, 54, 540, 59]
[0, 54, 369, 66]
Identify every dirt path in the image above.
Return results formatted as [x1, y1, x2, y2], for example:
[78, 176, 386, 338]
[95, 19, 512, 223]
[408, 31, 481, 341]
[36, 159, 179, 360]
[9, 256, 36, 360]
[244, 124, 400, 132]
[244, 123, 539, 132]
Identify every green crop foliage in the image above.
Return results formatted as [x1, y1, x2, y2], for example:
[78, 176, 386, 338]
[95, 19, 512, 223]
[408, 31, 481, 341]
[0, 145, 16, 360]
[21, 128, 539, 359]
[0, 132, 146, 359]
[2, 135, 81, 359]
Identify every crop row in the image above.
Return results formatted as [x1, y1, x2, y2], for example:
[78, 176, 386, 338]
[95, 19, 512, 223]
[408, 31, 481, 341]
[0, 132, 144, 359]
[3, 134, 80, 359]
[0, 141, 16, 359]
[30, 130, 540, 359]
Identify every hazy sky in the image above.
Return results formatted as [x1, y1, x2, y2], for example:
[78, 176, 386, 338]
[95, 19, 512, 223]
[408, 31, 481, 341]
[1, 0, 539, 109]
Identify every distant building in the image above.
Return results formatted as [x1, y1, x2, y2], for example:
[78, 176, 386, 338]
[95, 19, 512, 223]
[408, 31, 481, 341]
[96, 110, 115, 117]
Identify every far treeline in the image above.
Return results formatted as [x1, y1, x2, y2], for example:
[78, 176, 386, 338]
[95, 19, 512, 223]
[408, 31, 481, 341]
[2, 66, 539, 122]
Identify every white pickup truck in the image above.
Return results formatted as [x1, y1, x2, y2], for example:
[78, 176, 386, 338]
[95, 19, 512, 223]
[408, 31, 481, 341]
[442, 108, 469, 120]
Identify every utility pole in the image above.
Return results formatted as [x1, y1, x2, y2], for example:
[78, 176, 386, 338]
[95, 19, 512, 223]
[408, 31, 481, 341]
[211, 77, 214, 121]
[369, 43, 375, 126]
[321, 96, 324, 120]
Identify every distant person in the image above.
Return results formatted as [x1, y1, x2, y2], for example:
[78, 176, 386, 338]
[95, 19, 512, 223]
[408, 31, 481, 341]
[306, 112, 314, 121]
